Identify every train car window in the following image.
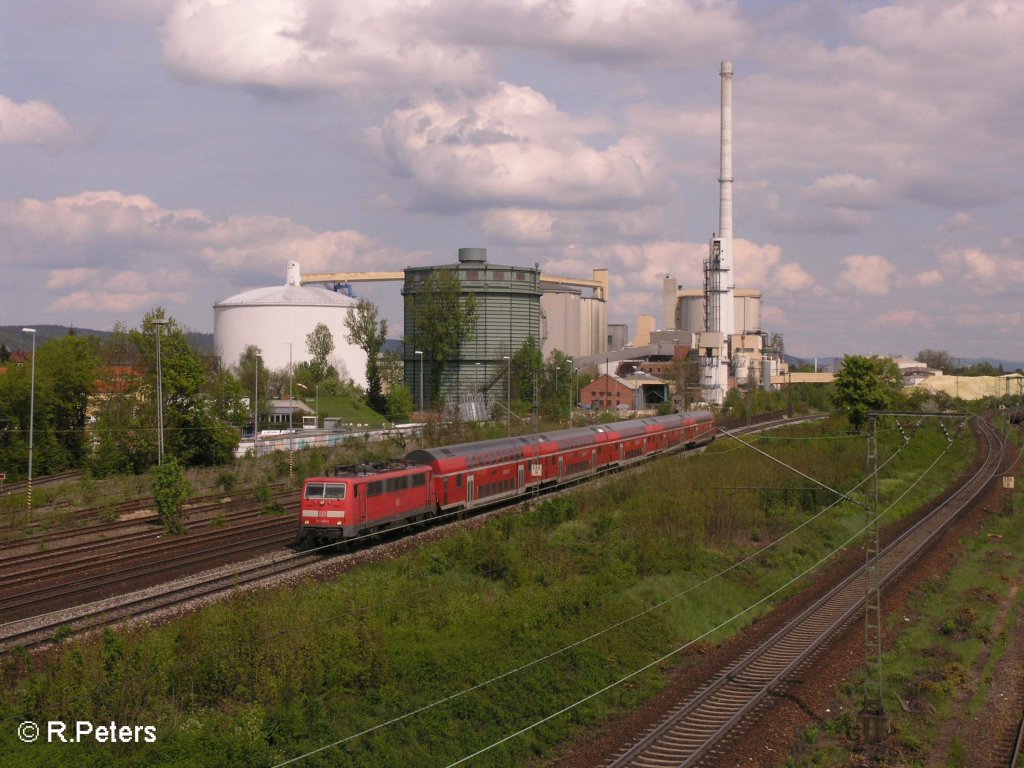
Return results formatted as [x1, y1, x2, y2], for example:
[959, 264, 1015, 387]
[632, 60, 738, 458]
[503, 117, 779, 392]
[367, 481, 383, 496]
[456, 475, 462, 488]
[304, 482, 325, 499]
[323, 483, 346, 500]
[412, 473, 426, 488]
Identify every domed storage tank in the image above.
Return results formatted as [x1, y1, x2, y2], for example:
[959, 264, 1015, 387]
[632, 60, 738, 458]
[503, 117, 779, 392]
[214, 262, 367, 387]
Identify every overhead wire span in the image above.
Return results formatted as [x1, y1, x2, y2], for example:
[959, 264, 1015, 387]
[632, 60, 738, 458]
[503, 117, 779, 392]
[441, 437, 955, 767]
[717, 426, 862, 504]
[267, 433, 930, 766]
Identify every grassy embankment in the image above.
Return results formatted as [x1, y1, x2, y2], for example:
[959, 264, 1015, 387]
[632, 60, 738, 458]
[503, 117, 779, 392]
[785, 419, 1024, 767]
[0, 417, 975, 767]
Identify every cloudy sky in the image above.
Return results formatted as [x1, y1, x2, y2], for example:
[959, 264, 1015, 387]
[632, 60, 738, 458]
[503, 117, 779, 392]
[1, 0, 1021, 361]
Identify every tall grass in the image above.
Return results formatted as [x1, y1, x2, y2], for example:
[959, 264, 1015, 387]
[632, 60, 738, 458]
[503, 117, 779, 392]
[0, 417, 975, 767]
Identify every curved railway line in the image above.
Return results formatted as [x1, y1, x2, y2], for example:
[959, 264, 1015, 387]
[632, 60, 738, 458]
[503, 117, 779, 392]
[0, 416, 810, 656]
[604, 416, 1007, 768]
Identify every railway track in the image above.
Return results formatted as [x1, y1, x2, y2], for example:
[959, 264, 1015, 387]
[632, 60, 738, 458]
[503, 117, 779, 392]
[0, 414, 817, 655]
[604, 416, 1003, 767]
[0, 491, 294, 575]
[0, 548, 321, 652]
[0, 513, 298, 621]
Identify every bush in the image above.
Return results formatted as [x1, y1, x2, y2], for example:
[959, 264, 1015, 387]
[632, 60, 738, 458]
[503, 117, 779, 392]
[152, 459, 191, 534]
[215, 471, 237, 493]
[253, 479, 273, 503]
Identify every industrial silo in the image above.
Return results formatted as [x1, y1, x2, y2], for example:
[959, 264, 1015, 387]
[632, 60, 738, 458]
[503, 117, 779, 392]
[402, 248, 541, 406]
[213, 262, 368, 387]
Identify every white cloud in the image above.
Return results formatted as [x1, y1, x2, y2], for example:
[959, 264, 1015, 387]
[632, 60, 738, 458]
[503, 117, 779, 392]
[478, 209, 555, 245]
[368, 82, 670, 212]
[954, 248, 998, 280]
[869, 310, 934, 330]
[160, 0, 746, 95]
[0, 191, 416, 319]
[836, 254, 896, 295]
[805, 174, 883, 209]
[774, 262, 815, 292]
[46, 268, 101, 290]
[0, 95, 74, 147]
[911, 270, 943, 288]
[161, 0, 489, 94]
[433, 0, 747, 67]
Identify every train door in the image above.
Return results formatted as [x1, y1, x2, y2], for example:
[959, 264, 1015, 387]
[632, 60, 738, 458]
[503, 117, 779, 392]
[558, 456, 564, 482]
[466, 476, 475, 509]
[355, 483, 367, 526]
[592, 449, 597, 470]
[642, 438, 648, 456]
[518, 465, 525, 493]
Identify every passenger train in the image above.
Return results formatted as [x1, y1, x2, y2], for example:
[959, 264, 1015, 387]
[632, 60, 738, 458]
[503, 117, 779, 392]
[299, 410, 716, 544]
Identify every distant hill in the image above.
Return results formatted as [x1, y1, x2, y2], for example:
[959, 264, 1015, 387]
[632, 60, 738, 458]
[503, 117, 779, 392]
[0, 325, 214, 356]
[786, 354, 1024, 373]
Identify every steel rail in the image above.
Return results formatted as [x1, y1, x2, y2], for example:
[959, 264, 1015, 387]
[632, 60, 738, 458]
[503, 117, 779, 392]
[607, 417, 1003, 767]
[0, 414, 817, 656]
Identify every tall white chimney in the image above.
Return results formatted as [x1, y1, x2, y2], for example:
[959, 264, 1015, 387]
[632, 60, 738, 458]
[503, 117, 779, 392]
[700, 61, 737, 405]
[718, 60, 735, 341]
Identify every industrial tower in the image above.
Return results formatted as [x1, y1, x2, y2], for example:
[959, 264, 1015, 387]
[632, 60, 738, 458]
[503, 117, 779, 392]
[700, 60, 737, 405]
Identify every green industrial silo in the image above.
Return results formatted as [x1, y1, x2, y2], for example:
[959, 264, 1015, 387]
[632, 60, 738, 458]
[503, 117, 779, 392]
[403, 248, 541, 411]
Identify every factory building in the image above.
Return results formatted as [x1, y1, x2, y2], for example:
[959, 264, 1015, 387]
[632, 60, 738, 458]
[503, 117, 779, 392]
[296, 249, 611, 415]
[402, 248, 542, 408]
[213, 262, 367, 387]
[539, 281, 608, 360]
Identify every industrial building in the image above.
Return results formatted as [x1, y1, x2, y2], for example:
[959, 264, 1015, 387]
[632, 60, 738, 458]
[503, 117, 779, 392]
[300, 248, 611, 414]
[402, 247, 542, 409]
[213, 262, 368, 387]
[580, 371, 670, 412]
[539, 278, 608, 360]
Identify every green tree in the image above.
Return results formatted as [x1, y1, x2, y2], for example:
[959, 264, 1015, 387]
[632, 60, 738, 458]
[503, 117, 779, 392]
[511, 335, 544, 406]
[917, 348, 953, 374]
[540, 349, 573, 419]
[91, 309, 239, 470]
[89, 327, 149, 476]
[152, 458, 190, 534]
[36, 334, 100, 469]
[0, 333, 98, 478]
[386, 384, 414, 421]
[305, 323, 335, 384]
[344, 300, 388, 412]
[406, 271, 478, 405]
[236, 345, 268, 434]
[831, 355, 902, 431]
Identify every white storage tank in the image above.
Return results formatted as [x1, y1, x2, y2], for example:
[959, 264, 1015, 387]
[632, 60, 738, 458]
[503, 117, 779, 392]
[676, 289, 761, 334]
[214, 262, 368, 387]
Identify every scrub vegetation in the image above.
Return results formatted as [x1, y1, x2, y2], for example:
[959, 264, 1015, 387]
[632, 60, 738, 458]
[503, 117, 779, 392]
[784, 421, 1024, 768]
[0, 417, 975, 767]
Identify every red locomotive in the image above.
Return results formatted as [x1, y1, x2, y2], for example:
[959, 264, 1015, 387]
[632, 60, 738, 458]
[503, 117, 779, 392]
[299, 411, 715, 544]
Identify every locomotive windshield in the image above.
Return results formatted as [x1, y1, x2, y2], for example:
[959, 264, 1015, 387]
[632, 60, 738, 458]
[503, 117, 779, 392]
[304, 482, 346, 500]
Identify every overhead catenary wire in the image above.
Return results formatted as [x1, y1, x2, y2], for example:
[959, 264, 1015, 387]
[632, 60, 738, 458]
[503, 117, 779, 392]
[266, 432, 926, 767]
[440, 436, 956, 767]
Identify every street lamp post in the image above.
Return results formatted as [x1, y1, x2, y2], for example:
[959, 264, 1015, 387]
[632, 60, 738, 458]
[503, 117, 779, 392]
[502, 355, 510, 436]
[414, 350, 424, 413]
[286, 342, 294, 435]
[21, 328, 36, 513]
[296, 381, 319, 428]
[151, 318, 169, 465]
[254, 352, 261, 457]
